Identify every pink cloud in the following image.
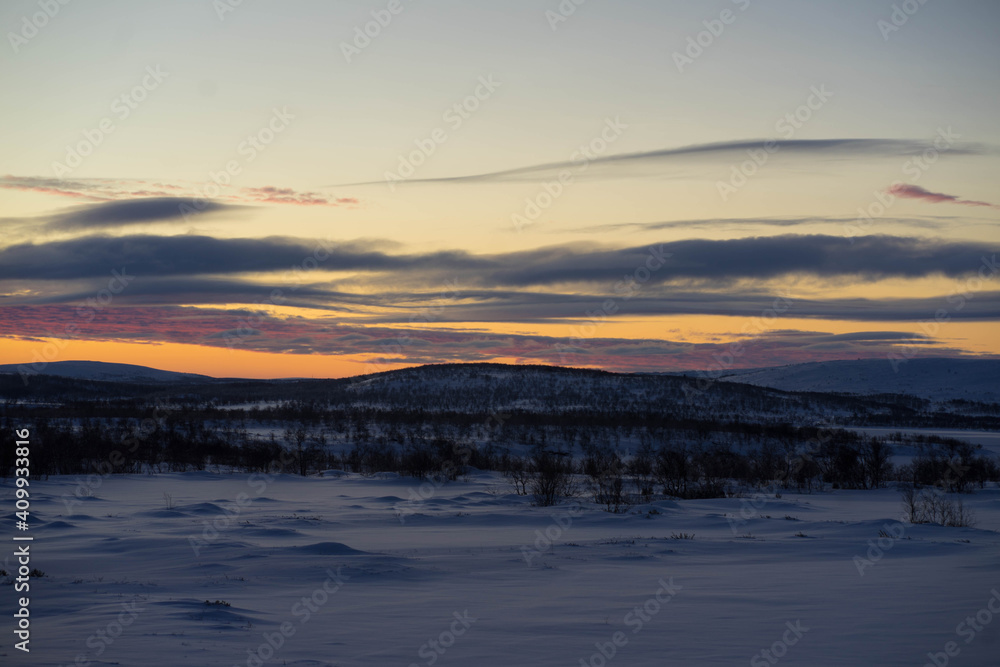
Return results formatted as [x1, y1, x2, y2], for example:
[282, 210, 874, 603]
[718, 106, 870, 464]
[0, 305, 972, 375]
[0, 175, 113, 200]
[1, 175, 360, 209]
[888, 183, 999, 209]
[241, 186, 358, 207]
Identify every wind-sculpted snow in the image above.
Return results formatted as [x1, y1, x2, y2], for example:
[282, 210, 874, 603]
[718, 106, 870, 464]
[2, 472, 998, 666]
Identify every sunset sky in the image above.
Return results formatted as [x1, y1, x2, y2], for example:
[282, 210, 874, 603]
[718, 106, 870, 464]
[1, 0, 998, 378]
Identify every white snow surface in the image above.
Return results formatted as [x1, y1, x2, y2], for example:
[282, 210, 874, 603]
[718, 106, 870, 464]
[2, 472, 999, 666]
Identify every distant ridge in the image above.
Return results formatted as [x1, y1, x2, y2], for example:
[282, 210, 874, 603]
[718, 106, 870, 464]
[0, 360, 212, 383]
[717, 358, 1000, 402]
[1, 357, 996, 403]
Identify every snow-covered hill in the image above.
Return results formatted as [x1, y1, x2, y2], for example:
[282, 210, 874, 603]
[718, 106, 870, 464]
[3, 357, 997, 408]
[718, 358, 999, 402]
[0, 360, 211, 383]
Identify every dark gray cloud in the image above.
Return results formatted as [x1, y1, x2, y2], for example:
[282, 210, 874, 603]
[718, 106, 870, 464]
[0, 197, 243, 235]
[484, 235, 996, 286]
[43, 197, 240, 231]
[4, 276, 998, 324]
[1, 234, 995, 287]
[377, 292, 1000, 323]
[571, 215, 963, 235]
[0, 234, 480, 280]
[331, 138, 990, 188]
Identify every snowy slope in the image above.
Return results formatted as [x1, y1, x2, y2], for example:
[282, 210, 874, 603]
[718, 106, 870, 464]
[0, 360, 212, 383]
[717, 358, 1000, 402]
[4, 357, 996, 403]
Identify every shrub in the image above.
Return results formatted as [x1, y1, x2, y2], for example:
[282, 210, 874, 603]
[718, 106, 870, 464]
[900, 485, 976, 527]
[529, 450, 576, 507]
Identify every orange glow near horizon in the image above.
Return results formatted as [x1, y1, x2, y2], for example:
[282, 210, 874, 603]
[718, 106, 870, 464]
[2, 309, 997, 380]
[0, 337, 375, 379]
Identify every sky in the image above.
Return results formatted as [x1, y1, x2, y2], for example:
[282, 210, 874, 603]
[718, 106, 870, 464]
[1, 0, 998, 378]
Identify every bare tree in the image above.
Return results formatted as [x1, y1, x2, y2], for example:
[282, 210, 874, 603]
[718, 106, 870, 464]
[860, 439, 893, 489]
[900, 485, 976, 527]
[529, 450, 576, 507]
[503, 455, 531, 496]
[284, 425, 308, 476]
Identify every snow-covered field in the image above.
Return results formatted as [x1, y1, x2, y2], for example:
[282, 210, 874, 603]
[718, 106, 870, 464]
[3, 472, 999, 666]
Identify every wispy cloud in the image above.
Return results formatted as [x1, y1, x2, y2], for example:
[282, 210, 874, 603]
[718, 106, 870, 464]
[0, 175, 359, 208]
[243, 186, 359, 206]
[330, 138, 990, 188]
[569, 215, 963, 235]
[0, 175, 149, 200]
